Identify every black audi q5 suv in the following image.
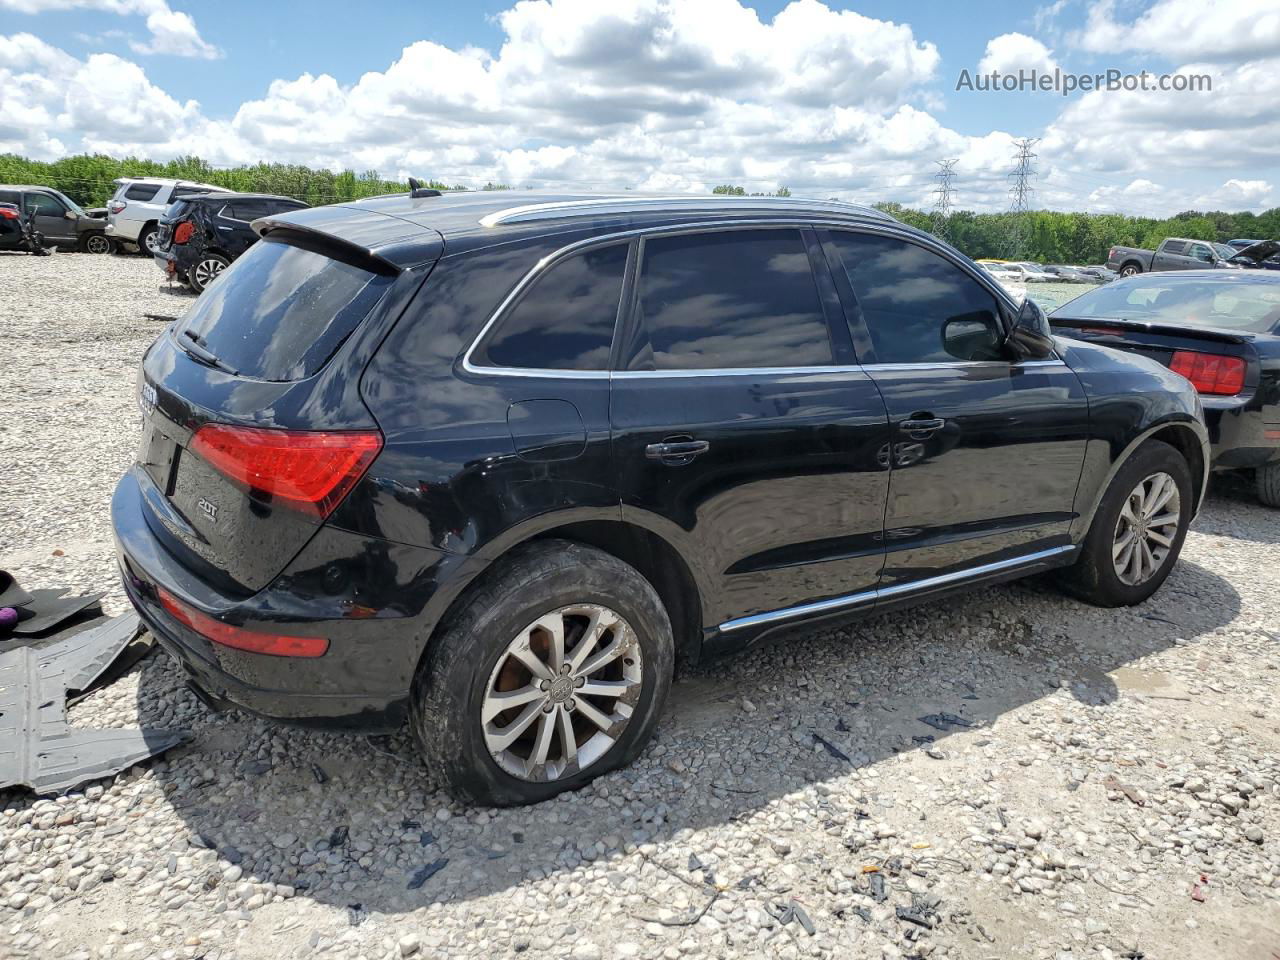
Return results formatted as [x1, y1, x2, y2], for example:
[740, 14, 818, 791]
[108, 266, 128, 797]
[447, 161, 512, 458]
[113, 191, 1209, 806]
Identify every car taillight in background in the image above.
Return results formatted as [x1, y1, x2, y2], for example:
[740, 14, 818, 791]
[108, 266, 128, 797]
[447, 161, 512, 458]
[172, 221, 194, 244]
[157, 587, 329, 657]
[0, 207, 18, 220]
[1108, 247, 1115, 261]
[189, 424, 383, 518]
[1169, 350, 1246, 396]
[108, 200, 127, 214]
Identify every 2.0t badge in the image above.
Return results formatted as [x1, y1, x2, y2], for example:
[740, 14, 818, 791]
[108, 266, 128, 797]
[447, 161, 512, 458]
[197, 497, 218, 524]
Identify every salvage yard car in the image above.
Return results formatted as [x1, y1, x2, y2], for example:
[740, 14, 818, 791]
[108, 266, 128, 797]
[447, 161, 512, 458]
[1051, 271, 1280, 506]
[0, 184, 113, 253]
[153, 191, 309, 292]
[113, 192, 1209, 806]
[106, 177, 225, 255]
[1105, 237, 1278, 277]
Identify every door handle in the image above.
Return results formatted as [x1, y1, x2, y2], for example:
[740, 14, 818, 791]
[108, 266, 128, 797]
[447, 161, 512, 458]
[900, 417, 945, 437]
[645, 439, 710, 464]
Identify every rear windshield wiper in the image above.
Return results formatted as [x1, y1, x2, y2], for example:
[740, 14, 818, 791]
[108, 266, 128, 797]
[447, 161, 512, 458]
[179, 328, 239, 375]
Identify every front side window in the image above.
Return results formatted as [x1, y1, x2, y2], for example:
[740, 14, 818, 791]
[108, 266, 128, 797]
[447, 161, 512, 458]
[828, 232, 1004, 364]
[26, 192, 66, 217]
[1189, 243, 1214, 262]
[473, 242, 627, 370]
[632, 229, 831, 370]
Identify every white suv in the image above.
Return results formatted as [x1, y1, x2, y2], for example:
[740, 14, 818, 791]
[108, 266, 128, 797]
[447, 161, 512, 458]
[106, 178, 225, 254]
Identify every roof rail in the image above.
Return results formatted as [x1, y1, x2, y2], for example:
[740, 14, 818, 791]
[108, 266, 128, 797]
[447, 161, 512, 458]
[478, 195, 894, 228]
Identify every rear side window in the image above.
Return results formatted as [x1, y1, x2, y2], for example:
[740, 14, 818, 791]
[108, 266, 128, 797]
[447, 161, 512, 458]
[632, 229, 831, 370]
[0, 190, 19, 205]
[125, 183, 162, 202]
[225, 200, 271, 221]
[177, 238, 394, 382]
[828, 232, 1002, 364]
[473, 242, 628, 370]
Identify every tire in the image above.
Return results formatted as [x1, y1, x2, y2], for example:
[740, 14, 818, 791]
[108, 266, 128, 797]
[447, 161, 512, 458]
[187, 253, 229, 293]
[138, 224, 159, 256]
[410, 540, 674, 806]
[1058, 439, 1193, 607]
[1257, 462, 1280, 508]
[81, 233, 112, 254]
[1119, 263, 1141, 277]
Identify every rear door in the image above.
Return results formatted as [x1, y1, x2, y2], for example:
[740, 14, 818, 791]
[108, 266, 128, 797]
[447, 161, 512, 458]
[1152, 240, 1188, 271]
[213, 199, 265, 256]
[821, 228, 1089, 586]
[611, 226, 891, 630]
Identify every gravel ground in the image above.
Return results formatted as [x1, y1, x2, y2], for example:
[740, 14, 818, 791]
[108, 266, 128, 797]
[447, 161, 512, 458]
[2, 251, 1279, 960]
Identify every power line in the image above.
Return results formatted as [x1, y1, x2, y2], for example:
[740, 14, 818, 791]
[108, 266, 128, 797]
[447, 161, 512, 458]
[1006, 137, 1040, 258]
[930, 158, 958, 241]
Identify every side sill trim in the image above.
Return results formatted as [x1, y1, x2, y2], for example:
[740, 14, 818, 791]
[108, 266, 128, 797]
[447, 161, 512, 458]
[717, 544, 1075, 633]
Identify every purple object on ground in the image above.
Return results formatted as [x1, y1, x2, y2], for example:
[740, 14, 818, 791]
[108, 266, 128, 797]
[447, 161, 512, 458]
[0, 607, 17, 627]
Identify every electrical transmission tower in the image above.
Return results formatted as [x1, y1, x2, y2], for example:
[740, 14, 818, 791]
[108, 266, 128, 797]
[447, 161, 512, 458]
[1006, 137, 1039, 259]
[931, 159, 958, 241]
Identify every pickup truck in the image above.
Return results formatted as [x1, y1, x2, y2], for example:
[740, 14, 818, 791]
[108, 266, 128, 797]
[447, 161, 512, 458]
[1106, 237, 1251, 276]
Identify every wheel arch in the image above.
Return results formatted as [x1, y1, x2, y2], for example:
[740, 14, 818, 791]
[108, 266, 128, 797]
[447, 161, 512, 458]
[1077, 417, 1208, 535]
[411, 515, 707, 685]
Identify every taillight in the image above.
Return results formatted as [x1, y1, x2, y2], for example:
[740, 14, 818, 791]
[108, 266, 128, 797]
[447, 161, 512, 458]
[1108, 247, 1115, 261]
[1169, 350, 1246, 396]
[189, 424, 383, 518]
[158, 588, 328, 658]
[109, 200, 126, 214]
[0, 208, 17, 220]
[172, 221, 194, 244]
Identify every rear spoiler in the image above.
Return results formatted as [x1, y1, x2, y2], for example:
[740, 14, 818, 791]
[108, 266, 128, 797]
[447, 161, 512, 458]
[253, 220, 402, 276]
[1050, 315, 1250, 346]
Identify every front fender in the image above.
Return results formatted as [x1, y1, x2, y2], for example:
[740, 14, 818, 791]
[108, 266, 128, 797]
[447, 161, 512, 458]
[1059, 338, 1210, 536]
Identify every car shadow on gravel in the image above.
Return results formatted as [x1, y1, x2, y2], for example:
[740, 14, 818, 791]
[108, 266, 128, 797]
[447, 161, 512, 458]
[132, 555, 1239, 918]
[1195, 476, 1280, 545]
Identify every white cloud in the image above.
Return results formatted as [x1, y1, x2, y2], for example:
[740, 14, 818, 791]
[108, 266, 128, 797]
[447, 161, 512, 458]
[0, 0, 220, 58]
[978, 32, 1058, 75]
[1073, 0, 1280, 62]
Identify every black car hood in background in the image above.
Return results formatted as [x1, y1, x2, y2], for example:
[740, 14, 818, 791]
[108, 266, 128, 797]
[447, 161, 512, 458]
[1231, 239, 1280, 264]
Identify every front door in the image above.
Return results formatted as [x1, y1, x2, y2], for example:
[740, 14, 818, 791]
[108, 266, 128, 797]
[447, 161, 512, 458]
[26, 191, 75, 244]
[610, 227, 892, 631]
[821, 228, 1090, 588]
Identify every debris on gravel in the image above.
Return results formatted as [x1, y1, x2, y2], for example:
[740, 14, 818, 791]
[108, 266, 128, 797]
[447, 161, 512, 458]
[2, 253, 1279, 958]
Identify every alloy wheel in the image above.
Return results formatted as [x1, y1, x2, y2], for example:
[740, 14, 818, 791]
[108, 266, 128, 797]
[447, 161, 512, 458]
[143, 230, 161, 254]
[482, 603, 643, 782]
[85, 235, 111, 254]
[193, 258, 225, 288]
[1112, 471, 1181, 586]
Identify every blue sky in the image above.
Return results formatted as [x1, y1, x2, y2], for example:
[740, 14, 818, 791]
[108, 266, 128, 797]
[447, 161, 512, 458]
[2, 0, 1277, 215]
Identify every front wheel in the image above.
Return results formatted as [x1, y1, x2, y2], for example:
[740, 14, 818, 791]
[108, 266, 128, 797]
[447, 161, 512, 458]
[1058, 439, 1192, 606]
[410, 540, 674, 806]
[188, 253, 229, 293]
[1257, 462, 1280, 508]
[82, 233, 113, 254]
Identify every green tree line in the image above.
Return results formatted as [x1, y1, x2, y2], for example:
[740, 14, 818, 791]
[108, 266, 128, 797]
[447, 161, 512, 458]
[0, 153, 465, 207]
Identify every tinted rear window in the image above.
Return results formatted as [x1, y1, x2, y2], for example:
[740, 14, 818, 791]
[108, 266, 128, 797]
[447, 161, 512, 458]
[125, 183, 162, 201]
[177, 237, 394, 381]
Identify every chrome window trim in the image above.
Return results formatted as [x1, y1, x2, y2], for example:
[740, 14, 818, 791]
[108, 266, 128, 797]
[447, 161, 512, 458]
[478, 196, 894, 228]
[717, 544, 1075, 632]
[462, 218, 1004, 379]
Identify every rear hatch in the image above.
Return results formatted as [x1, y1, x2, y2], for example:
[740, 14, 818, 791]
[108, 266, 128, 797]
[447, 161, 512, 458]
[135, 232, 404, 594]
[154, 198, 193, 252]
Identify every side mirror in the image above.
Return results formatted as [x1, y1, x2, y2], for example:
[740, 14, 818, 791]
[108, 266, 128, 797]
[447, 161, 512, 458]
[65, 210, 77, 220]
[943, 312, 1005, 361]
[1005, 298, 1055, 361]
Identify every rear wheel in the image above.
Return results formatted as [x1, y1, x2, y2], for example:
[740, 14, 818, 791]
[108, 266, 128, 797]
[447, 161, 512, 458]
[1058, 439, 1192, 606]
[1257, 462, 1280, 508]
[138, 224, 160, 256]
[1119, 262, 1141, 277]
[188, 253, 229, 293]
[410, 540, 674, 806]
[82, 233, 112, 254]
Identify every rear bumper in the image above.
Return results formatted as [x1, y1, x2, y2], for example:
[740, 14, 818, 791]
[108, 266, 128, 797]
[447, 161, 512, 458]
[112, 467, 444, 731]
[1203, 405, 1280, 470]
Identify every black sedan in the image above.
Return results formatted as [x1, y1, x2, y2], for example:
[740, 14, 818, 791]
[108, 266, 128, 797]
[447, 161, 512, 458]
[1051, 270, 1280, 505]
